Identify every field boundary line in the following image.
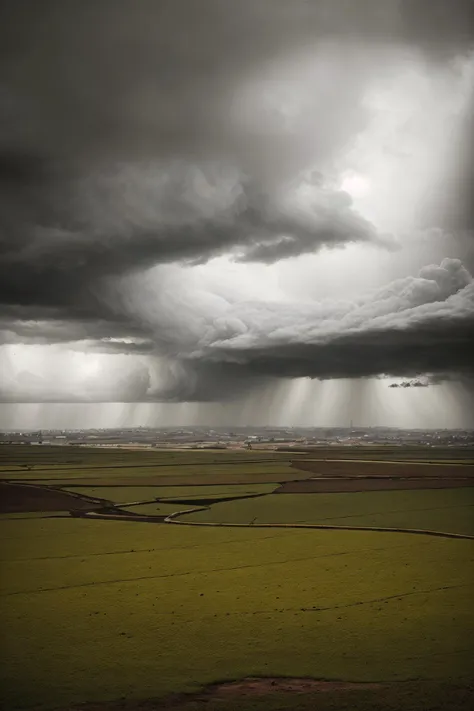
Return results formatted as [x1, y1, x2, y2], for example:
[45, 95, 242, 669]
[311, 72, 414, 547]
[293, 458, 474, 467]
[4, 545, 461, 598]
[164, 510, 474, 540]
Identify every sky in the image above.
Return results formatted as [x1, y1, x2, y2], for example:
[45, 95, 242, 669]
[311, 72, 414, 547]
[1, 0, 473, 430]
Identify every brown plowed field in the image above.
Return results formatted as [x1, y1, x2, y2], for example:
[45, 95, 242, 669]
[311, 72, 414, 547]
[291, 459, 474, 478]
[0, 482, 106, 514]
[278, 477, 474, 494]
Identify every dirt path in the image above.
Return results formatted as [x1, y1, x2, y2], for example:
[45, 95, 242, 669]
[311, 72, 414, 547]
[163, 507, 474, 540]
[4, 480, 473, 541]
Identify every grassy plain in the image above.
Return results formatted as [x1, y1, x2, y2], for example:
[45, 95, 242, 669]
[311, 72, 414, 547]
[1, 516, 473, 710]
[2, 463, 301, 487]
[183, 489, 474, 536]
[1, 444, 473, 710]
[62, 483, 277, 503]
[278, 446, 474, 462]
[0, 445, 291, 470]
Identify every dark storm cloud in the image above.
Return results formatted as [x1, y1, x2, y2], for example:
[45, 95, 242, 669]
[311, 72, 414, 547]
[1, 259, 473, 403]
[389, 379, 429, 388]
[147, 259, 474, 400]
[0, 1, 473, 403]
[0, 164, 388, 315]
[1, 1, 473, 312]
[3, 1, 470, 158]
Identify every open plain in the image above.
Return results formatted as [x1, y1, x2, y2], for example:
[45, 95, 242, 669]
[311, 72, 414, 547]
[1, 444, 473, 711]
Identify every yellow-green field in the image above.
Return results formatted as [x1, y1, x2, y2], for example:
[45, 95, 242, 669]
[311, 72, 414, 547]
[2, 517, 473, 710]
[1, 444, 473, 710]
[181, 489, 474, 537]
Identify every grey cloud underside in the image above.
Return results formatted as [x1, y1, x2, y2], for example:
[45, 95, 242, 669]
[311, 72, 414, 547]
[0, 165, 384, 312]
[2, 259, 472, 403]
[203, 321, 474, 382]
[1, 0, 473, 308]
[176, 267, 474, 393]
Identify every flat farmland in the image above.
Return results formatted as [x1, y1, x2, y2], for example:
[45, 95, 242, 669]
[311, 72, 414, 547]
[17, 465, 305, 487]
[0, 445, 293, 472]
[0, 482, 109, 514]
[280, 477, 474, 492]
[180, 488, 474, 537]
[280, 446, 474, 462]
[1, 517, 473, 710]
[292, 458, 474, 478]
[0, 445, 305, 487]
[1, 444, 473, 711]
[61, 483, 277, 505]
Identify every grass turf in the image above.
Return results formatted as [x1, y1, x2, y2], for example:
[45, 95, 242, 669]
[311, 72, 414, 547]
[182, 489, 474, 536]
[2, 464, 302, 488]
[61, 483, 278, 504]
[1, 446, 474, 710]
[1, 515, 473, 709]
[0, 445, 292, 470]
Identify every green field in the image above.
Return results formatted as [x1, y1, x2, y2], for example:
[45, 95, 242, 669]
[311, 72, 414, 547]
[1, 516, 473, 710]
[1, 444, 473, 710]
[0, 445, 293, 470]
[274, 446, 474, 462]
[181, 489, 474, 537]
[3, 464, 302, 488]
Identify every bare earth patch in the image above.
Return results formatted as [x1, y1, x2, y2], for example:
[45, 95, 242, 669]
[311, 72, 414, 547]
[278, 477, 474, 493]
[208, 677, 383, 696]
[49, 679, 386, 710]
[291, 460, 474, 479]
[0, 482, 108, 513]
[42, 679, 474, 711]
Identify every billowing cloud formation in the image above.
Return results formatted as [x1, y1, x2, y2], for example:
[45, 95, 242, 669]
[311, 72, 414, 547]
[0, 1, 473, 406]
[1, 2, 472, 314]
[143, 258, 474, 400]
[0, 163, 392, 325]
[1, 258, 472, 402]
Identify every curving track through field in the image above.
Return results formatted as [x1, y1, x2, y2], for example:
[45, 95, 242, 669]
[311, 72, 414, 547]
[2, 461, 473, 541]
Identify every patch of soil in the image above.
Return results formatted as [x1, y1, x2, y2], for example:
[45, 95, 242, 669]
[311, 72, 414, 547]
[291, 459, 474, 479]
[0, 482, 107, 514]
[279, 477, 474, 493]
[46, 679, 386, 711]
[34, 679, 474, 711]
[207, 677, 383, 696]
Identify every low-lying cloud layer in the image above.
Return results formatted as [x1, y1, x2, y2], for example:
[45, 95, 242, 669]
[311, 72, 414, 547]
[143, 258, 474, 400]
[1, 258, 472, 402]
